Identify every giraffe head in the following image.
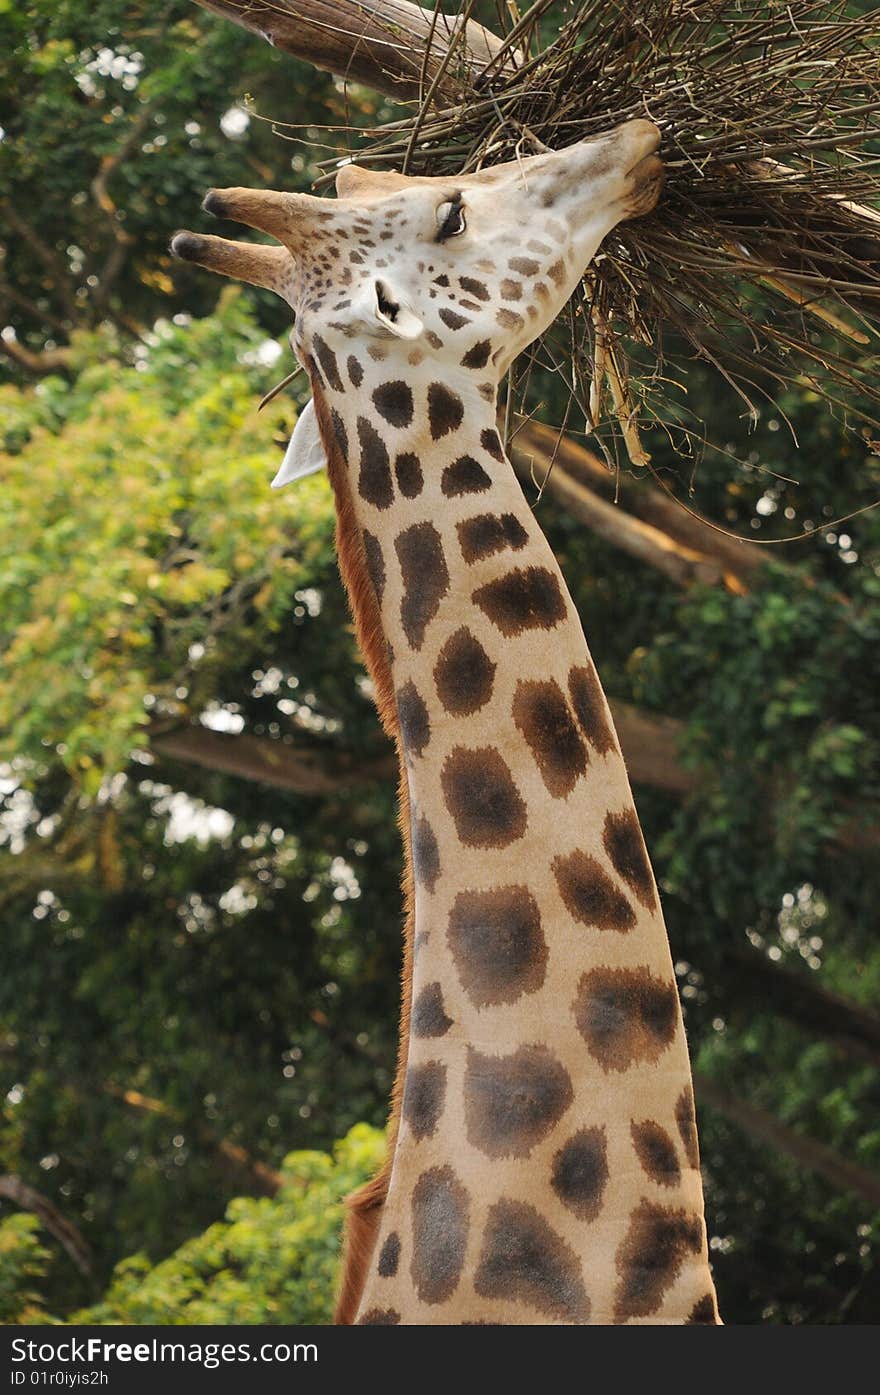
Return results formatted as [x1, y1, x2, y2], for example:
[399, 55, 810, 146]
[171, 120, 661, 481]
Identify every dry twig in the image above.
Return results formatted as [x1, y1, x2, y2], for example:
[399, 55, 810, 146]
[338, 1, 880, 469]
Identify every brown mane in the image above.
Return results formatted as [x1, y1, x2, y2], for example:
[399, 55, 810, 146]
[308, 371, 414, 1325]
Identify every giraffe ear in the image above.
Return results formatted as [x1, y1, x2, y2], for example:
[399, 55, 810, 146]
[271, 398, 327, 489]
[354, 276, 423, 340]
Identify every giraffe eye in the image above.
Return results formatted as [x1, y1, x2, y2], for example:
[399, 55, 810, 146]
[436, 198, 466, 240]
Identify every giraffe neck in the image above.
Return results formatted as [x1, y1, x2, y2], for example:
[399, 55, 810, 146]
[310, 353, 718, 1326]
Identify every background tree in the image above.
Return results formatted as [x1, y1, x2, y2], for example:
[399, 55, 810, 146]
[1, 1, 878, 1324]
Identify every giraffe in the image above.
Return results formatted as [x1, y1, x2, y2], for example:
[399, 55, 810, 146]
[171, 118, 721, 1325]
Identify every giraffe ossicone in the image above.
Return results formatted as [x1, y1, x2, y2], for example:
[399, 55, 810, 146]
[172, 118, 721, 1325]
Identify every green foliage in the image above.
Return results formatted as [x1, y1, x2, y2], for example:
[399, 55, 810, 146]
[695, 1021, 880, 1324]
[0, 1214, 53, 1324]
[0, 1, 401, 359]
[74, 1125, 383, 1324]
[0, 298, 400, 1313]
[0, 289, 331, 789]
[634, 562, 880, 922]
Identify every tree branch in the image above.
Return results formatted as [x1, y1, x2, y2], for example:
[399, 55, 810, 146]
[0, 279, 70, 336]
[0, 335, 72, 376]
[1, 203, 79, 321]
[694, 1073, 880, 1209]
[90, 102, 158, 316]
[103, 1085, 283, 1197]
[147, 711, 878, 854]
[189, 0, 512, 103]
[0, 1175, 92, 1275]
[609, 701, 696, 795]
[718, 945, 880, 1072]
[612, 707, 874, 854]
[150, 720, 397, 793]
[514, 419, 768, 590]
[149, 707, 682, 799]
[510, 441, 732, 590]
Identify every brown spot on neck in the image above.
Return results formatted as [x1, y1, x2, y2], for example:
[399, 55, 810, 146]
[474, 1199, 590, 1322]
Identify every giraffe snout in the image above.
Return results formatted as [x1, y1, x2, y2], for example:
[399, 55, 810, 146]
[617, 119, 662, 163]
[623, 151, 665, 219]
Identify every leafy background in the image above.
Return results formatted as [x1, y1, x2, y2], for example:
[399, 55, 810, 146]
[1, 1, 878, 1324]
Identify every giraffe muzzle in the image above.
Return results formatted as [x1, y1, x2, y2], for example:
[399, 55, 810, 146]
[623, 152, 665, 219]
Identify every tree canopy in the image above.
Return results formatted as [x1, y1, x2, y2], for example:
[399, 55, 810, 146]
[1, 0, 878, 1325]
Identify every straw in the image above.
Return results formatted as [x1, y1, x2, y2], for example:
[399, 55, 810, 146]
[333, 0, 880, 469]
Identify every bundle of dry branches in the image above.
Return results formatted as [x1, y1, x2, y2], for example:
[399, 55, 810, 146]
[317, 0, 880, 471]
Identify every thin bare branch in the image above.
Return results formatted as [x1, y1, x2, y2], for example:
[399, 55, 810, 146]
[0, 280, 69, 336]
[0, 1175, 92, 1275]
[509, 440, 731, 589]
[90, 101, 159, 313]
[0, 204, 79, 320]
[516, 418, 769, 585]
